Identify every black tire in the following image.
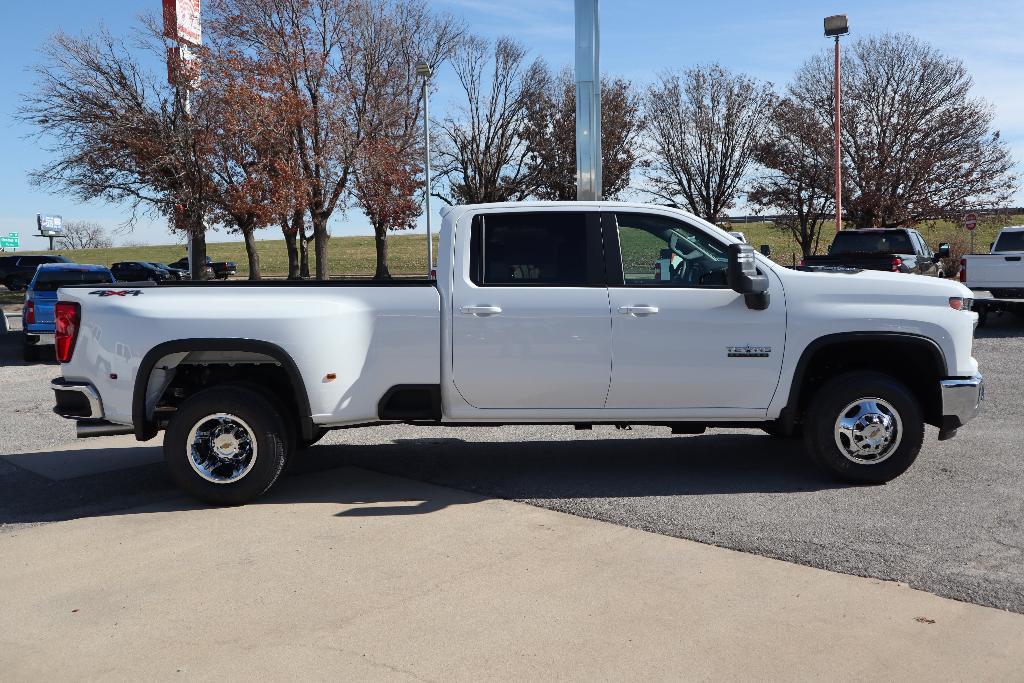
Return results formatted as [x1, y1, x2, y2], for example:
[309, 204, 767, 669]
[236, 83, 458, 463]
[22, 342, 38, 362]
[803, 371, 924, 484]
[164, 386, 290, 505]
[6, 276, 26, 292]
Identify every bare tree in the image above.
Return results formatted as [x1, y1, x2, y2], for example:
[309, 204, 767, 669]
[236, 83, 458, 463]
[645, 64, 775, 223]
[794, 33, 1017, 228]
[59, 221, 114, 250]
[347, 0, 460, 278]
[434, 36, 548, 205]
[523, 67, 643, 200]
[20, 30, 213, 278]
[748, 98, 835, 257]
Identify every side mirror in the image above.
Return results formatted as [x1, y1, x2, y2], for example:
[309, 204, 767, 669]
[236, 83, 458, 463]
[936, 243, 950, 259]
[759, 244, 772, 257]
[727, 243, 770, 310]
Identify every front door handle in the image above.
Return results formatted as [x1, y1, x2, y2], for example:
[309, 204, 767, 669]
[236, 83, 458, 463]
[461, 305, 503, 316]
[618, 305, 659, 317]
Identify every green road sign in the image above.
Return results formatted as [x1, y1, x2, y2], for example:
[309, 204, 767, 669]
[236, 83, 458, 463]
[0, 233, 20, 249]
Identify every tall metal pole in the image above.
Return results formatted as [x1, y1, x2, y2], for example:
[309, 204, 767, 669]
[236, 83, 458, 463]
[834, 36, 843, 233]
[416, 65, 433, 275]
[575, 0, 601, 202]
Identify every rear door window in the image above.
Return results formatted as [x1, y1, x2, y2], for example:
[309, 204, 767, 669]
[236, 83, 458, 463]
[994, 231, 1024, 252]
[469, 212, 602, 286]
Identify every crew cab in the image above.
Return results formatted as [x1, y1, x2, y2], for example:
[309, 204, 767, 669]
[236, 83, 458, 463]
[962, 226, 1024, 298]
[170, 256, 236, 280]
[50, 202, 984, 504]
[802, 228, 949, 277]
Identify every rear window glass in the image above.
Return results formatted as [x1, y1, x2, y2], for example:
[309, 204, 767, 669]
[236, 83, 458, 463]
[993, 231, 1024, 252]
[829, 231, 914, 254]
[32, 270, 113, 291]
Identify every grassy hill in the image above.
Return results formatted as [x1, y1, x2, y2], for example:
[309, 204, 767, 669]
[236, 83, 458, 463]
[2, 214, 1018, 306]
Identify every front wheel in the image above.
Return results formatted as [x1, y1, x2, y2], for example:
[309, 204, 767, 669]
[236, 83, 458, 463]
[803, 371, 924, 484]
[164, 386, 290, 505]
[6, 276, 26, 292]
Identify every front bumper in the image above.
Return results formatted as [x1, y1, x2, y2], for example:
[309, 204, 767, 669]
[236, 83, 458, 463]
[938, 374, 984, 438]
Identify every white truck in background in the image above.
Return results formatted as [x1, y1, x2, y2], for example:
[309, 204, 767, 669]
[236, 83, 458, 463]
[962, 225, 1024, 325]
[50, 202, 984, 504]
[962, 225, 1024, 298]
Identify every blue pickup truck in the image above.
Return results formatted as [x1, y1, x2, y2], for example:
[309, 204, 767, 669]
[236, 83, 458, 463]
[23, 263, 114, 361]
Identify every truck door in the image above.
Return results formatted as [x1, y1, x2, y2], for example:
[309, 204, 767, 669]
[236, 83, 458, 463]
[603, 211, 786, 411]
[451, 211, 612, 409]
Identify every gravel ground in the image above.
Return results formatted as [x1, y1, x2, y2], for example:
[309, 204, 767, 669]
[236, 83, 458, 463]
[1, 314, 1022, 613]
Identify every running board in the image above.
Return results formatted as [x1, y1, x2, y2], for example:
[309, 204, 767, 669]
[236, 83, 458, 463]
[77, 421, 135, 438]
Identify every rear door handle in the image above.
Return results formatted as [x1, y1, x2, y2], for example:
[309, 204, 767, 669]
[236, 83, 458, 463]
[461, 305, 503, 316]
[618, 305, 659, 316]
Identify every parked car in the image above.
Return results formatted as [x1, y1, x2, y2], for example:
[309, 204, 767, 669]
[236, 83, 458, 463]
[51, 202, 982, 505]
[110, 261, 174, 283]
[961, 226, 1024, 298]
[0, 254, 73, 291]
[148, 262, 190, 280]
[802, 228, 949, 277]
[169, 256, 236, 280]
[22, 263, 114, 361]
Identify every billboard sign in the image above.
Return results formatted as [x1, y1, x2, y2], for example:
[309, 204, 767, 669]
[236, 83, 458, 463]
[163, 0, 201, 47]
[37, 214, 64, 237]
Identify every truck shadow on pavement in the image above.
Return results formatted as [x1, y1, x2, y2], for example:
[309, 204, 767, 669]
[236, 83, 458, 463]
[0, 332, 57, 368]
[0, 432, 841, 527]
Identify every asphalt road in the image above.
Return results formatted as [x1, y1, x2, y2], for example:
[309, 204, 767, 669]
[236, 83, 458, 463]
[1, 314, 1022, 613]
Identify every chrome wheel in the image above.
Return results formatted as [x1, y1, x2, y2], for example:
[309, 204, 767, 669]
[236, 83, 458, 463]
[833, 397, 903, 465]
[187, 413, 258, 484]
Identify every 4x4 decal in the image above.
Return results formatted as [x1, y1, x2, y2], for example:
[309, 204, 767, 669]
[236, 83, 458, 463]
[89, 290, 144, 297]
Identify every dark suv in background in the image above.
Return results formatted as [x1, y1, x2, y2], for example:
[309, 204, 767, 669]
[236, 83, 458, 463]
[0, 255, 73, 291]
[111, 261, 174, 283]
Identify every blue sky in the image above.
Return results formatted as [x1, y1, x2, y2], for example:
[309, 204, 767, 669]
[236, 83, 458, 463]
[0, 0, 1021, 249]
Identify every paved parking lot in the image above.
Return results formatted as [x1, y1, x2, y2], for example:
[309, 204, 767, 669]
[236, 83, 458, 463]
[1, 314, 1022, 613]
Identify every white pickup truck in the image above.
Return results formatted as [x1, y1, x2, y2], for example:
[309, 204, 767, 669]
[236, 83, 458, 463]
[51, 202, 984, 504]
[962, 225, 1024, 298]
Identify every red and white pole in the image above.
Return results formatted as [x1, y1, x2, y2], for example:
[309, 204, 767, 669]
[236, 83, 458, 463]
[833, 36, 843, 233]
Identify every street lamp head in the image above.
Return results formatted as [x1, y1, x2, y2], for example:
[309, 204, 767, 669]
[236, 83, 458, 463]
[824, 14, 849, 37]
[415, 61, 432, 78]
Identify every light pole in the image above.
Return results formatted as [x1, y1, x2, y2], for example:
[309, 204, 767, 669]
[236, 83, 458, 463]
[416, 61, 434, 276]
[825, 14, 849, 233]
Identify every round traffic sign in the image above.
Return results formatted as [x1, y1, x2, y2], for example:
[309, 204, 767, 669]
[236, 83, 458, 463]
[965, 213, 978, 231]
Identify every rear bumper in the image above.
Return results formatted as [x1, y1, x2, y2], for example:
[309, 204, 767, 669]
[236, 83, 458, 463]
[938, 374, 984, 437]
[52, 378, 104, 420]
[25, 332, 55, 346]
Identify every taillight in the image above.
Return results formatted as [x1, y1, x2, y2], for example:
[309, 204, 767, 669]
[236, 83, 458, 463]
[24, 300, 34, 325]
[54, 302, 81, 363]
[959, 258, 967, 283]
[799, 258, 806, 267]
[891, 257, 903, 272]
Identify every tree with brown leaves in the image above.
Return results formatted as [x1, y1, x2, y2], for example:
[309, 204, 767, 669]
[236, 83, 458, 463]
[20, 29, 213, 278]
[644, 64, 774, 223]
[794, 33, 1017, 228]
[748, 98, 835, 257]
[523, 67, 642, 201]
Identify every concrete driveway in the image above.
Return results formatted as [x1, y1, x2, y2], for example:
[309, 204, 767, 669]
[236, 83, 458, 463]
[2, 465, 1022, 680]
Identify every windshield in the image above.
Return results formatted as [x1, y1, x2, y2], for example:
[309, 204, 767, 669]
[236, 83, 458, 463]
[993, 231, 1024, 252]
[32, 270, 113, 292]
[829, 231, 914, 255]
